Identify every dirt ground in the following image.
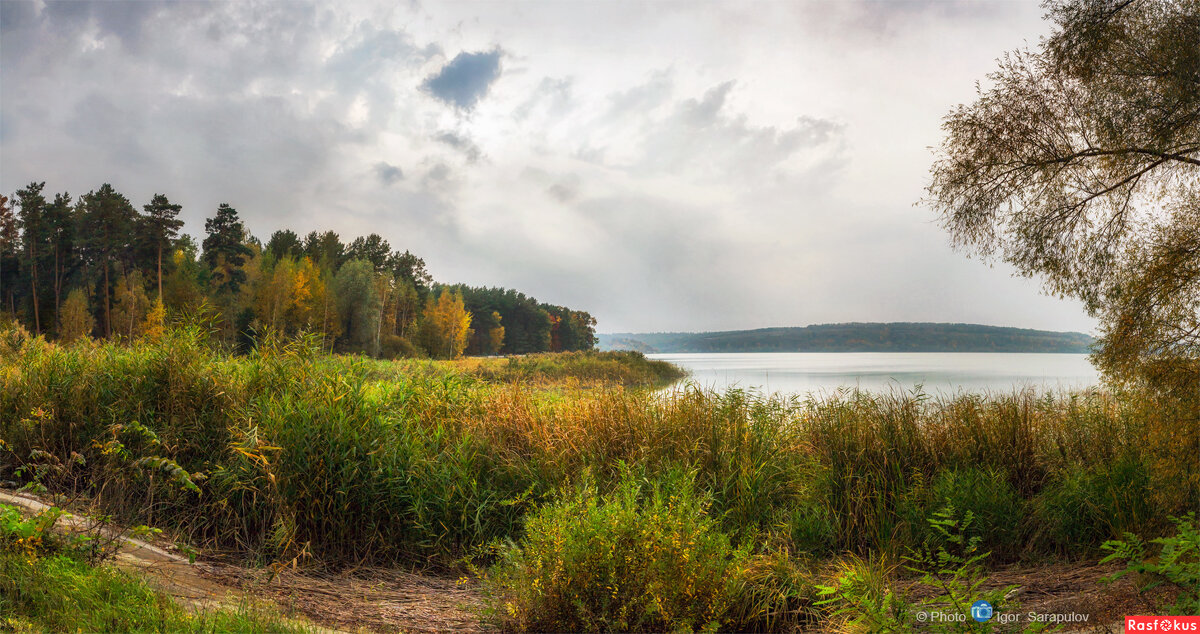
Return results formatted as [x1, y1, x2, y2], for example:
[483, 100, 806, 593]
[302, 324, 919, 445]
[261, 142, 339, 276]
[3, 488, 1174, 633]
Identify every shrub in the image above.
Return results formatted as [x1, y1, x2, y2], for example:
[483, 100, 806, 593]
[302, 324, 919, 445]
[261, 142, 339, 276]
[1033, 455, 1160, 552]
[484, 469, 751, 632]
[898, 468, 1025, 559]
[380, 334, 422, 359]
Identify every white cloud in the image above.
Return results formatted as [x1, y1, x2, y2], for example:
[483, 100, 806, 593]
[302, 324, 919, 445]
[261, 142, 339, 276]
[0, 0, 1094, 334]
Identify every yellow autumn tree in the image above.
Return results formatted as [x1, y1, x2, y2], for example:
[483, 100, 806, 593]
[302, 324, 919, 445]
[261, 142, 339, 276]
[256, 256, 295, 333]
[111, 271, 151, 341]
[421, 289, 473, 359]
[58, 288, 95, 343]
[141, 297, 166, 342]
[288, 256, 319, 331]
[294, 260, 340, 352]
[488, 311, 505, 354]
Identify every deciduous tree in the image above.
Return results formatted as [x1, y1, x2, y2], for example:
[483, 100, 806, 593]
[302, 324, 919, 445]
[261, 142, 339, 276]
[58, 287, 94, 343]
[112, 270, 151, 341]
[421, 288, 473, 359]
[335, 259, 381, 354]
[925, 0, 1200, 388]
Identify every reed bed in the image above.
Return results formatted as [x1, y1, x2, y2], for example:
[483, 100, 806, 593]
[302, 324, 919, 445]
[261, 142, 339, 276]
[2, 323, 1196, 629]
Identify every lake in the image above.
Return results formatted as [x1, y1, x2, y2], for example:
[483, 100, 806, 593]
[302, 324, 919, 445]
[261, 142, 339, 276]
[649, 352, 1100, 396]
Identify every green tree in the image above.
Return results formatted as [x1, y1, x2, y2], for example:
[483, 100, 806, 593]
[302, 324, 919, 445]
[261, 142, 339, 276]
[346, 233, 391, 272]
[44, 191, 77, 328]
[202, 203, 253, 297]
[388, 249, 433, 292]
[391, 278, 420, 339]
[265, 229, 304, 261]
[141, 194, 184, 299]
[925, 0, 1200, 388]
[546, 305, 598, 352]
[0, 194, 21, 318]
[334, 259, 381, 354]
[162, 235, 207, 315]
[303, 230, 345, 271]
[79, 184, 138, 338]
[15, 182, 48, 333]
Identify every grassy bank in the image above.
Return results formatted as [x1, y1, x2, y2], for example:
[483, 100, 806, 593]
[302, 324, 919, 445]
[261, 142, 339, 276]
[381, 349, 687, 387]
[0, 502, 309, 633]
[2, 324, 1197, 630]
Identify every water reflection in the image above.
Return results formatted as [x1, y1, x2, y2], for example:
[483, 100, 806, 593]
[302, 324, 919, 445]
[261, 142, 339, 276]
[649, 352, 1100, 396]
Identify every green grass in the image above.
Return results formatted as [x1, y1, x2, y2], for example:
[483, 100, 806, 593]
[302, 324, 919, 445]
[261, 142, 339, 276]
[1, 322, 1197, 630]
[0, 501, 310, 633]
[378, 349, 687, 387]
[0, 552, 311, 633]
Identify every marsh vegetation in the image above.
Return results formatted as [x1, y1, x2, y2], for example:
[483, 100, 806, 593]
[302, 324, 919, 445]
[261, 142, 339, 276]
[2, 322, 1196, 630]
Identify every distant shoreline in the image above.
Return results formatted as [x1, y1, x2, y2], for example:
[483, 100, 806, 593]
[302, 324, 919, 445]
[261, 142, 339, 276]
[598, 322, 1094, 354]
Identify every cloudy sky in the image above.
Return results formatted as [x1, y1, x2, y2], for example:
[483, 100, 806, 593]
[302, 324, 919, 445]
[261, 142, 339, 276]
[0, 0, 1096, 334]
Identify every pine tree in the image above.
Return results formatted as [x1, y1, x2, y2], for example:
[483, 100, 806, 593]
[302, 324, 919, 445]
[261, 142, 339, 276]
[202, 203, 253, 297]
[79, 184, 137, 338]
[142, 194, 184, 299]
[0, 195, 19, 318]
[15, 182, 48, 333]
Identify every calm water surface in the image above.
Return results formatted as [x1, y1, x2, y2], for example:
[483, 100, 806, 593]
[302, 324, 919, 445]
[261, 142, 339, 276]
[649, 352, 1099, 396]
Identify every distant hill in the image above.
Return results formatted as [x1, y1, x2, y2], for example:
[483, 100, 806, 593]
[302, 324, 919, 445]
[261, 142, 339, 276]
[597, 323, 1095, 354]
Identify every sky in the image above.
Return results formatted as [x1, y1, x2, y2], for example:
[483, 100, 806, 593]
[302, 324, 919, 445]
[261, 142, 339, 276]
[0, 0, 1098, 334]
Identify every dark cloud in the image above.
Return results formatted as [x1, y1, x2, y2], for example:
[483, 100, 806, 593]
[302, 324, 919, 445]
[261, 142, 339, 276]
[0, 1, 38, 33]
[547, 174, 580, 203]
[374, 162, 404, 185]
[434, 131, 482, 162]
[65, 92, 151, 166]
[422, 49, 503, 110]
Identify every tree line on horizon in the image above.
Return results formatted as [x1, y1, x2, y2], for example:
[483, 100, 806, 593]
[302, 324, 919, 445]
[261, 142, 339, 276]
[0, 181, 596, 359]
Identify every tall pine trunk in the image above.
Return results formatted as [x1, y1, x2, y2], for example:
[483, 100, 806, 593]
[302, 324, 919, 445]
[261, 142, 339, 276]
[54, 244, 61, 325]
[157, 246, 163, 300]
[103, 262, 111, 338]
[28, 241, 40, 334]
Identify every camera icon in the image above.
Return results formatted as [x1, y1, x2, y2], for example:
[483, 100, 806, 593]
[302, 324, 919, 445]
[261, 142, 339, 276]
[971, 600, 994, 622]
